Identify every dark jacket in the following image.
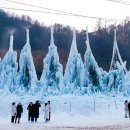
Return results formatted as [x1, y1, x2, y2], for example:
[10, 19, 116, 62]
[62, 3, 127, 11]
[27, 104, 34, 117]
[128, 102, 130, 110]
[34, 102, 41, 118]
[16, 104, 23, 118]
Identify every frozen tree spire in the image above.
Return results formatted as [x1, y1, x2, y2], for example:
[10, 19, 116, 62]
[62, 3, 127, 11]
[114, 29, 117, 43]
[72, 27, 77, 52]
[0, 33, 18, 93]
[84, 27, 102, 92]
[86, 26, 90, 50]
[113, 29, 118, 53]
[64, 27, 84, 93]
[26, 29, 30, 46]
[40, 26, 63, 95]
[69, 28, 78, 58]
[85, 26, 93, 57]
[17, 28, 38, 94]
[110, 29, 127, 72]
[50, 26, 54, 45]
[9, 34, 13, 52]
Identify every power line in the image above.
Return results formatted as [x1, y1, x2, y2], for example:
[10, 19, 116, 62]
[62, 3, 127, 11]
[107, 0, 130, 5]
[2, 0, 125, 22]
[0, 0, 124, 22]
[0, 6, 124, 23]
[0, 6, 70, 16]
[6, 0, 127, 21]
[3, 0, 73, 15]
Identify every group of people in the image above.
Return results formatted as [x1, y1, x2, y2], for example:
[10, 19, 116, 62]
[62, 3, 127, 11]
[11, 100, 51, 124]
[27, 100, 41, 122]
[11, 102, 23, 124]
[124, 100, 130, 118]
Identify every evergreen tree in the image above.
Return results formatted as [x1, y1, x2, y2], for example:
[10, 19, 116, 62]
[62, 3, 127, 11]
[107, 29, 125, 93]
[0, 34, 18, 93]
[107, 69, 124, 94]
[17, 29, 37, 94]
[84, 27, 101, 93]
[40, 26, 63, 95]
[22, 61, 31, 90]
[64, 28, 84, 94]
[110, 29, 127, 73]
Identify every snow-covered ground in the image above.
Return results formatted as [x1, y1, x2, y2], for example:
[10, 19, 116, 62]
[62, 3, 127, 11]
[0, 94, 130, 129]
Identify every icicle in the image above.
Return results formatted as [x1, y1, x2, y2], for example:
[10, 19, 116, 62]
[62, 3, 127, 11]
[9, 34, 13, 51]
[70, 28, 78, 55]
[26, 29, 30, 45]
[72, 27, 77, 52]
[84, 26, 97, 64]
[86, 26, 91, 52]
[114, 29, 117, 43]
[50, 26, 54, 45]
[114, 29, 118, 49]
[86, 26, 89, 44]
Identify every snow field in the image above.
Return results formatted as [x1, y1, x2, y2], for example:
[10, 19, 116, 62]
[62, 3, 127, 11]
[0, 94, 130, 128]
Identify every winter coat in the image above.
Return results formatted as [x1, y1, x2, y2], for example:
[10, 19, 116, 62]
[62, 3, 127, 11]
[16, 104, 23, 118]
[44, 105, 49, 119]
[48, 104, 51, 113]
[124, 102, 128, 111]
[11, 105, 17, 116]
[34, 102, 41, 118]
[27, 104, 34, 117]
[128, 102, 130, 111]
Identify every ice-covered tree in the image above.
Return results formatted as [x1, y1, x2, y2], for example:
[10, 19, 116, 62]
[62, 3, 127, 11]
[110, 29, 127, 73]
[123, 71, 130, 96]
[0, 34, 18, 93]
[40, 26, 63, 95]
[17, 29, 37, 94]
[84, 27, 102, 93]
[107, 29, 125, 93]
[64, 28, 84, 94]
[107, 69, 124, 93]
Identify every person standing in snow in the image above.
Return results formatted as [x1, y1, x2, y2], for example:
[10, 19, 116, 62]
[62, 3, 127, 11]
[15, 102, 23, 124]
[27, 102, 34, 122]
[33, 101, 41, 122]
[11, 102, 17, 123]
[124, 100, 128, 118]
[47, 101, 51, 121]
[44, 103, 49, 122]
[128, 101, 130, 118]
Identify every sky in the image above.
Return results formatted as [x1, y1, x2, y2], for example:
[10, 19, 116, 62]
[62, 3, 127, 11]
[1, 0, 130, 31]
